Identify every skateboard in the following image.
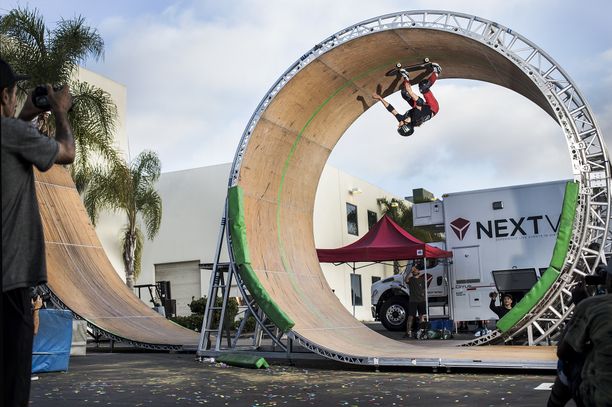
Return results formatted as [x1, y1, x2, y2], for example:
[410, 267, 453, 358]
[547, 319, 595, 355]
[385, 58, 431, 77]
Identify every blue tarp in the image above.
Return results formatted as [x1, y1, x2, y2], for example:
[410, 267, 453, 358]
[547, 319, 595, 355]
[32, 309, 72, 373]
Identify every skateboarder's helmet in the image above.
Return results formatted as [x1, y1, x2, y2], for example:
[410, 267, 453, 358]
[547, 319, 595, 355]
[397, 124, 414, 137]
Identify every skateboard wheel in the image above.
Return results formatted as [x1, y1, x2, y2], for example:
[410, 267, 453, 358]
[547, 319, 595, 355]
[423, 57, 430, 63]
[396, 62, 402, 68]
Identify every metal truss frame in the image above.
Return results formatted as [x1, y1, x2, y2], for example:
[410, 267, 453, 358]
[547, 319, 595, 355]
[40, 285, 184, 351]
[223, 10, 610, 360]
[197, 206, 290, 356]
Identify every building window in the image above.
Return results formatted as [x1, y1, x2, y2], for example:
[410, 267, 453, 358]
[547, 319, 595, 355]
[350, 274, 363, 306]
[346, 203, 358, 236]
[367, 210, 378, 230]
[371, 276, 381, 285]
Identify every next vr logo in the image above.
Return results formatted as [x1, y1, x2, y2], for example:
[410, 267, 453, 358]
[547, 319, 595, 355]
[450, 215, 561, 241]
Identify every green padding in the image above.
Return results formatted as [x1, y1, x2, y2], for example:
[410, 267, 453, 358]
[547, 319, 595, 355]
[238, 264, 295, 332]
[216, 353, 269, 369]
[228, 186, 250, 265]
[496, 182, 578, 332]
[497, 267, 560, 332]
[549, 181, 579, 270]
[227, 186, 295, 333]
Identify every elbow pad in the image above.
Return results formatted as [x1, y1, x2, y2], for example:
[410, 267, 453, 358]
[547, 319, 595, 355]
[386, 103, 395, 113]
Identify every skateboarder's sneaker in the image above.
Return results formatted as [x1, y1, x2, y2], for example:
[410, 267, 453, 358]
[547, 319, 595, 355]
[398, 68, 410, 80]
[431, 63, 442, 75]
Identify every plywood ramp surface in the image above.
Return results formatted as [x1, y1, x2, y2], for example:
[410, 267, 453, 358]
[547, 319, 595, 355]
[237, 28, 557, 365]
[36, 166, 199, 348]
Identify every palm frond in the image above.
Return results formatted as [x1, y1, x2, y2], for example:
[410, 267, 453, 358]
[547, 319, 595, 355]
[131, 150, 162, 190]
[83, 161, 130, 224]
[2, 6, 120, 181]
[50, 15, 104, 78]
[70, 81, 117, 139]
[137, 188, 162, 240]
[0, 7, 46, 65]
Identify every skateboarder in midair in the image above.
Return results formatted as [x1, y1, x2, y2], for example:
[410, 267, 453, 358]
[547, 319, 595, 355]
[372, 63, 441, 137]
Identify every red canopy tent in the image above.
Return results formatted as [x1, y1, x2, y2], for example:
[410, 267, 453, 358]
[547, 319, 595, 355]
[317, 214, 452, 263]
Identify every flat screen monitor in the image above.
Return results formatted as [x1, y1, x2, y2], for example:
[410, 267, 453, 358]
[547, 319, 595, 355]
[491, 268, 538, 292]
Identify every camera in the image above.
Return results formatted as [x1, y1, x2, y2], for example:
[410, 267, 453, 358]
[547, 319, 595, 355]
[32, 84, 64, 110]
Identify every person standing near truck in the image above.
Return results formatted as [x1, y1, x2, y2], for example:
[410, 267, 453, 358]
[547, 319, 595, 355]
[404, 262, 428, 338]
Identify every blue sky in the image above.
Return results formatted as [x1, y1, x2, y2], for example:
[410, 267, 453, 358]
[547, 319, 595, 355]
[3, 0, 611, 198]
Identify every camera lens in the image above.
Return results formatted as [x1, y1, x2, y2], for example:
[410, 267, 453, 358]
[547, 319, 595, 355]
[32, 85, 51, 110]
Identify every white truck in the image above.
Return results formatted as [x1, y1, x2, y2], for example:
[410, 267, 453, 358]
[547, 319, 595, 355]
[370, 242, 450, 331]
[371, 180, 567, 330]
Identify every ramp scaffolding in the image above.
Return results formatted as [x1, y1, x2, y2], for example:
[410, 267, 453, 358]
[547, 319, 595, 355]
[197, 10, 610, 367]
[34, 9, 609, 363]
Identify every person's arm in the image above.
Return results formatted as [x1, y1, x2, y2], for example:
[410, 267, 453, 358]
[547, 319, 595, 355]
[16, 85, 75, 165]
[372, 93, 399, 115]
[404, 274, 413, 284]
[372, 92, 411, 127]
[47, 85, 75, 164]
[489, 298, 499, 314]
[32, 295, 43, 335]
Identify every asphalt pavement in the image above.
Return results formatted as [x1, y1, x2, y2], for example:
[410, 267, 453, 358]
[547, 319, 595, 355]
[29, 322, 573, 407]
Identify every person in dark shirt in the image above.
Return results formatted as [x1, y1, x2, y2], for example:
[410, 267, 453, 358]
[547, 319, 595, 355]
[403, 262, 428, 338]
[549, 264, 612, 407]
[1, 58, 75, 407]
[489, 292, 513, 318]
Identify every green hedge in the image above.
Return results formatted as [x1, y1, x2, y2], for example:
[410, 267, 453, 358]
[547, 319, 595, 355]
[170, 296, 238, 332]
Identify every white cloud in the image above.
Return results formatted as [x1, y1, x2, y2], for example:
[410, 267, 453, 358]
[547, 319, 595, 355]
[18, 0, 606, 195]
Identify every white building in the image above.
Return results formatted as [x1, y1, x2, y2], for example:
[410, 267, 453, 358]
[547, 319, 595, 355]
[137, 163, 407, 321]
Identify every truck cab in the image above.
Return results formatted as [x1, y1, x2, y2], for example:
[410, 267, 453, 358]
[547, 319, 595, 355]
[371, 249, 449, 331]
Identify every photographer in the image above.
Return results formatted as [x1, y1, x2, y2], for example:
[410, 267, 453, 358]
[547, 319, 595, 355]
[489, 291, 513, 319]
[548, 263, 612, 407]
[2, 58, 74, 407]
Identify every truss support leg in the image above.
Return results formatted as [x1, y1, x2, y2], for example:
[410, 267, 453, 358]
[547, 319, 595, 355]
[527, 325, 534, 346]
[198, 203, 229, 355]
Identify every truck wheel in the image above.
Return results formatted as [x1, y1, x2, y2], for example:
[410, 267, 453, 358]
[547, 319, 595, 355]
[380, 296, 409, 331]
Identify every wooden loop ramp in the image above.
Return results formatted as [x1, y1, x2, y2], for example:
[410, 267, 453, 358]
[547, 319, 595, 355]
[228, 11, 610, 367]
[36, 166, 199, 350]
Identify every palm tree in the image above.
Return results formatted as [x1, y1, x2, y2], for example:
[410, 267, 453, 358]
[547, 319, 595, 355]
[84, 151, 163, 289]
[0, 7, 120, 192]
